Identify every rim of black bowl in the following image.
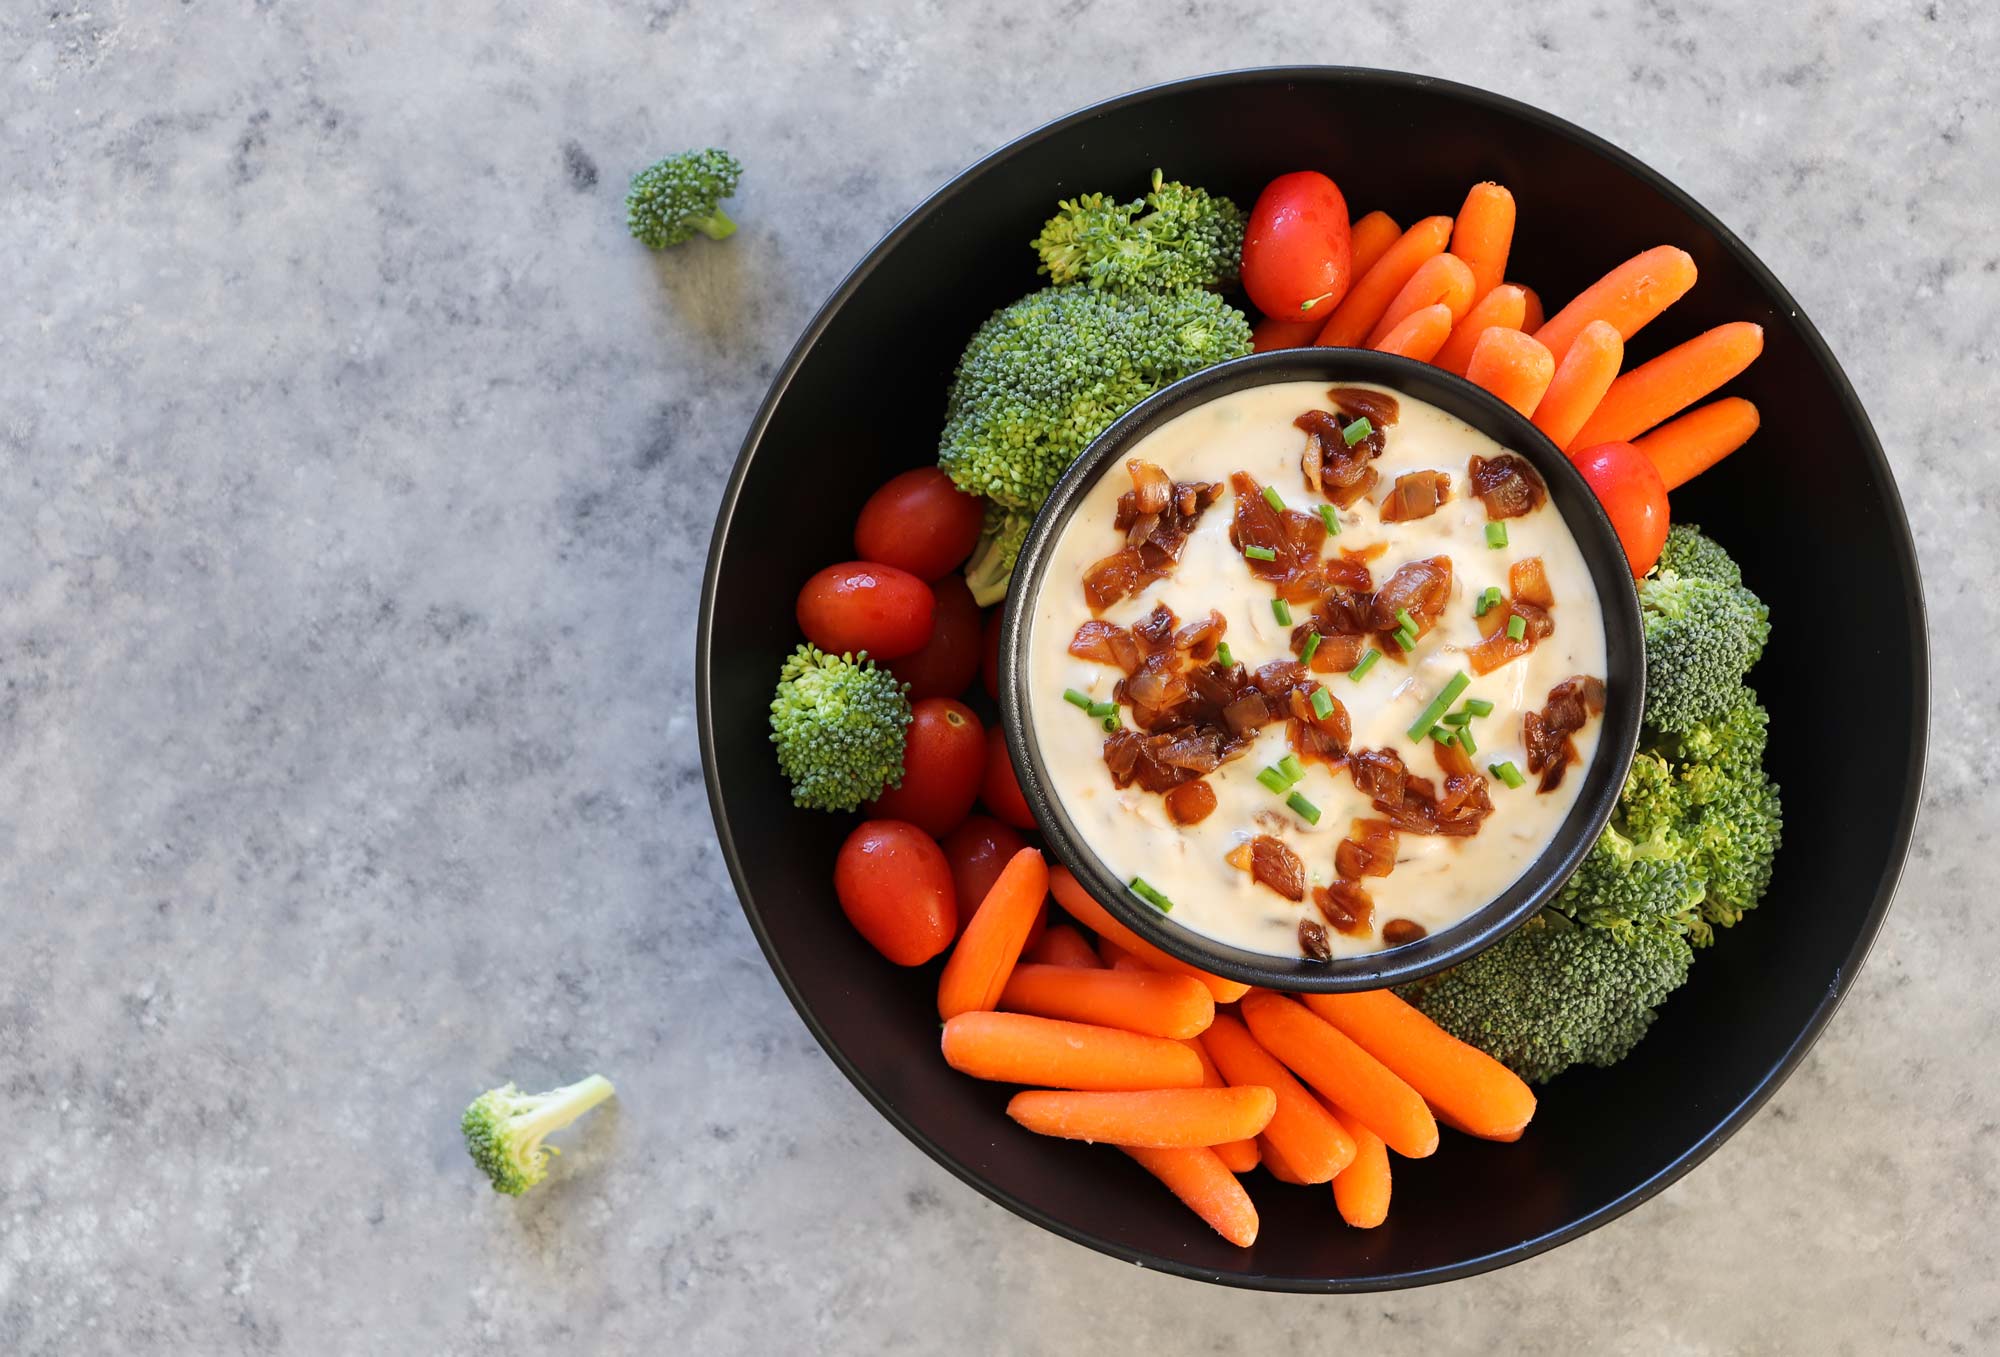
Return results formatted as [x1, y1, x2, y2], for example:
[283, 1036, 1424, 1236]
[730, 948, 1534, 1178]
[998, 349, 1644, 992]
[696, 66, 1930, 1291]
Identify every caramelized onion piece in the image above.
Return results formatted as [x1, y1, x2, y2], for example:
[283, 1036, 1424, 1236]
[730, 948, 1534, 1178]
[1335, 818, 1400, 879]
[1524, 675, 1607, 792]
[1250, 834, 1307, 902]
[1370, 556, 1454, 636]
[1298, 918, 1333, 961]
[1378, 469, 1451, 523]
[1468, 453, 1547, 520]
[1381, 918, 1427, 947]
[1295, 410, 1381, 508]
[1314, 880, 1375, 936]
[1509, 556, 1555, 609]
[1327, 386, 1400, 430]
[1087, 464, 1223, 609]
[1348, 746, 1409, 806]
[1165, 779, 1218, 826]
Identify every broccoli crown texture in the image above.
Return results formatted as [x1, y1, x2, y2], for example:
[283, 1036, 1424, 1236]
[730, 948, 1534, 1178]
[1653, 521, 1743, 587]
[938, 284, 1253, 514]
[769, 644, 910, 811]
[1672, 697, 1783, 928]
[627, 149, 743, 249]
[1031, 169, 1246, 294]
[463, 1075, 616, 1196]
[1639, 530, 1771, 733]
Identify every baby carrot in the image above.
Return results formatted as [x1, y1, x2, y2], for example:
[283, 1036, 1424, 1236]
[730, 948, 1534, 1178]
[1570, 322, 1765, 449]
[1050, 867, 1250, 1002]
[1634, 396, 1761, 490]
[1463, 328, 1557, 419]
[941, 1011, 1204, 1090]
[1533, 245, 1697, 364]
[1258, 1135, 1307, 1184]
[1097, 935, 1147, 972]
[1301, 989, 1537, 1142]
[1122, 1146, 1260, 1248]
[1517, 283, 1545, 333]
[1370, 303, 1454, 362]
[1531, 319, 1624, 450]
[1007, 1086, 1277, 1148]
[1326, 1106, 1392, 1228]
[1365, 253, 1477, 346]
[1252, 314, 1326, 353]
[1433, 283, 1527, 376]
[1449, 182, 1516, 302]
[1316, 215, 1454, 348]
[1239, 991, 1438, 1159]
[1020, 921, 1101, 968]
[1201, 1013, 1354, 1182]
[1347, 210, 1402, 280]
[1185, 1037, 1261, 1173]
[999, 963, 1214, 1040]
[937, 847, 1048, 1020]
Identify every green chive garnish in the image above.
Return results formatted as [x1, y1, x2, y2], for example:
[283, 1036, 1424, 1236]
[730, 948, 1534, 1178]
[1474, 586, 1503, 618]
[1457, 725, 1478, 756]
[1506, 614, 1528, 641]
[1318, 504, 1340, 536]
[1407, 672, 1471, 742]
[1349, 649, 1382, 681]
[1272, 599, 1293, 626]
[1430, 726, 1456, 747]
[1263, 485, 1286, 513]
[1277, 753, 1305, 784]
[1310, 686, 1335, 721]
[1101, 714, 1120, 732]
[1490, 760, 1526, 789]
[1300, 631, 1322, 664]
[1244, 544, 1277, 562]
[1463, 697, 1495, 717]
[1342, 417, 1372, 447]
[1394, 626, 1417, 651]
[1256, 766, 1290, 794]
[1286, 791, 1322, 824]
[1087, 701, 1118, 718]
[1215, 642, 1234, 668]
[1442, 710, 1474, 727]
[1486, 521, 1508, 549]
[1130, 877, 1174, 912]
[1064, 688, 1093, 709]
[1395, 608, 1418, 633]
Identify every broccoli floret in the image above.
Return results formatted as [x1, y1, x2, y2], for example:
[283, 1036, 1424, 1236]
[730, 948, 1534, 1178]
[1400, 912, 1693, 1084]
[463, 1075, 616, 1195]
[1639, 555, 1771, 735]
[769, 644, 910, 811]
[1032, 170, 1246, 294]
[627, 149, 742, 249]
[963, 503, 1032, 608]
[1653, 522, 1743, 588]
[1554, 821, 1705, 936]
[1672, 696, 1782, 929]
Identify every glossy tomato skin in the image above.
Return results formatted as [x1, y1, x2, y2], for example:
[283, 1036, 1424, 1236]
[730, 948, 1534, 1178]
[854, 468, 986, 581]
[796, 561, 935, 660]
[940, 814, 1031, 940]
[1569, 441, 1671, 575]
[978, 725, 1037, 830]
[1241, 172, 1353, 323]
[980, 607, 1003, 701]
[833, 820, 957, 965]
[865, 698, 986, 836]
[889, 574, 982, 700]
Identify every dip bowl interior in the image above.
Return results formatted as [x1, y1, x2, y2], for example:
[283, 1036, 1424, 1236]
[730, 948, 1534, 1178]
[998, 349, 1645, 992]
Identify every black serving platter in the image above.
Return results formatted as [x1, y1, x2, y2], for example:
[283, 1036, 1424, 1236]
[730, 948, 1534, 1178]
[696, 68, 1927, 1290]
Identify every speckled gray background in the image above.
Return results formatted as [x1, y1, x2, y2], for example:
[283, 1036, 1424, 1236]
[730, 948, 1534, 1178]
[2, 2, 1992, 1353]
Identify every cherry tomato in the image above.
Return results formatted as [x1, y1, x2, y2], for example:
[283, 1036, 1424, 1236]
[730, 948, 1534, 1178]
[889, 574, 981, 700]
[1250, 313, 1325, 353]
[866, 698, 986, 836]
[940, 814, 1029, 939]
[1569, 441, 1671, 576]
[833, 820, 956, 965]
[1241, 172, 1353, 324]
[980, 607, 1003, 701]
[854, 468, 986, 581]
[979, 725, 1037, 830]
[796, 561, 935, 660]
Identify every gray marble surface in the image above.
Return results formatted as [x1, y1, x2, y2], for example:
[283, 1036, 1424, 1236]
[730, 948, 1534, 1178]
[2, 1, 1993, 1352]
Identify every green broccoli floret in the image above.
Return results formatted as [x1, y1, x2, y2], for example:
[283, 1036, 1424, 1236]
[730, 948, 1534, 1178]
[463, 1075, 615, 1196]
[1400, 912, 1693, 1084]
[627, 149, 743, 249]
[1653, 521, 1743, 587]
[1032, 170, 1246, 294]
[963, 503, 1033, 608]
[1639, 538, 1771, 734]
[1554, 822, 1705, 935]
[1671, 696, 1782, 929]
[769, 644, 910, 811]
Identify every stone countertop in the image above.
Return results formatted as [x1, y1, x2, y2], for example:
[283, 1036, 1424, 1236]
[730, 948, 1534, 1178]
[3, 2, 1993, 1352]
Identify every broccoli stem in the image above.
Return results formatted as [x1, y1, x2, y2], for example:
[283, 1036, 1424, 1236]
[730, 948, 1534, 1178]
[688, 208, 738, 241]
[963, 525, 1017, 607]
[518, 1074, 617, 1144]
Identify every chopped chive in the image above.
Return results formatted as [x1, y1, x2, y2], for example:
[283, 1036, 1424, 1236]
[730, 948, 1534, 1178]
[1490, 760, 1526, 789]
[1286, 790, 1322, 824]
[1300, 631, 1322, 664]
[1506, 614, 1528, 641]
[1342, 417, 1373, 447]
[1407, 672, 1472, 742]
[1456, 725, 1478, 756]
[1101, 714, 1120, 732]
[1394, 608, 1418, 633]
[1463, 697, 1495, 717]
[1087, 700, 1118, 718]
[1442, 710, 1474, 727]
[1318, 504, 1341, 536]
[1310, 686, 1335, 721]
[1486, 521, 1509, 549]
[1256, 765, 1290, 794]
[1063, 688, 1093, 709]
[1263, 485, 1287, 513]
[1130, 877, 1174, 913]
[1430, 726, 1456, 747]
[1272, 598, 1293, 626]
[1393, 626, 1417, 651]
[1215, 641, 1234, 668]
[1474, 586, 1504, 618]
[1349, 649, 1382, 681]
[1243, 544, 1277, 562]
[1277, 753, 1305, 784]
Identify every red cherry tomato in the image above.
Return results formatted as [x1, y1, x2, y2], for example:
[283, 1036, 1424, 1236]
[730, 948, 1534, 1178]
[1241, 172, 1353, 324]
[866, 698, 986, 837]
[854, 468, 986, 581]
[940, 814, 1029, 939]
[833, 820, 956, 965]
[1569, 441, 1672, 576]
[979, 725, 1037, 830]
[980, 607, 1003, 701]
[889, 574, 981, 700]
[1251, 313, 1326, 353]
[796, 561, 935, 660]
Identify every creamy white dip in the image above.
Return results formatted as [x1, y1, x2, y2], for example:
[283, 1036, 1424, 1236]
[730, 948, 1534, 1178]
[1027, 381, 1606, 959]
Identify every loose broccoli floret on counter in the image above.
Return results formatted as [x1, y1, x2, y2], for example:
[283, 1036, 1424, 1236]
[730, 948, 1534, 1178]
[627, 149, 743, 248]
[769, 644, 911, 811]
[1032, 170, 1246, 294]
[1652, 521, 1743, 588]
[463, 1075, 616, 1196]
[1638, 528, 1771, 734]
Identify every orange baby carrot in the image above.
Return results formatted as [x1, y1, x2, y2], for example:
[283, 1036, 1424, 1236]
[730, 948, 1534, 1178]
[1185, 1038, 1261, 1173]
[1201, 1013, 1354, 1182]
[937, 847, 1048, 1020]
[1433, 283, 1528, 376]
[1239, 991, 1438, 1158]
[1252, 314, 1325, 353]
[1463, 328, 1557, 419]
[1365, 253, 1477, 346]
[1531, 319, 1624, 450]
[1316, 215, 1454, 348]
[1122, 1146, 1260, 1248]
[1050, 867, 1250, 1002]
[1258, 1135, 1307, 1184]
[940, 1011, 1204, 1090]
[1570, 322, 1764, 449]
[1097, 935, 1147, 972]
[1517, 283, 1545, 332]
[1007, 1086, 1277, 1148]
[1634, 396, 1761, 490]
[1347, 210, 1402, 280]
[1301, 989, 1537, 1142]
[1370, 303, 1454, 362]
[999, 963, 1214, 1040]
[1449, 182, 1516, 302]
[1533, 245, 1697, 364]
[1020, 921, 1101, 969]
[1326, 1107, 1392, 1228]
